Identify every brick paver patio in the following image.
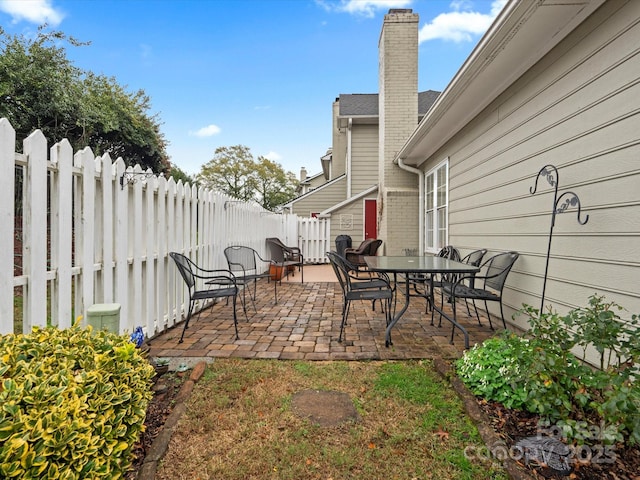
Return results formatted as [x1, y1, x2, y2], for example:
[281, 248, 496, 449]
[147, 265, 497, 361]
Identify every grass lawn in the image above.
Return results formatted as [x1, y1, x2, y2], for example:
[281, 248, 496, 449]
[156, 359, 507, 480]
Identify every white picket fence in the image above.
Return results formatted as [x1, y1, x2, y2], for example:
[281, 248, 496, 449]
[298, 217, 331, 264]
[0, 119, 329, 338]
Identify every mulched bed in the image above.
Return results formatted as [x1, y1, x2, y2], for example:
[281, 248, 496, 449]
[477, 399, 640, 479]
[125, 371, 188, 479]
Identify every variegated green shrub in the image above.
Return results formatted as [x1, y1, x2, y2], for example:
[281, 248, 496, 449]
[0, 324, 155, 479]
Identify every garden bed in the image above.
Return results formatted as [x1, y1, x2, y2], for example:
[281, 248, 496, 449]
[478, 399, 640, 479]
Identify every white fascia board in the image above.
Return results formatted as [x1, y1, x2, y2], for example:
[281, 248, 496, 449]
[398, 0, 605, 166]
[318, 185, 378, 217]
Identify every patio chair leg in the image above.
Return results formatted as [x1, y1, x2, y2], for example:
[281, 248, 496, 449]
[485, 300, 494, 330]
[232, 295, 239, 340]
[338, 302, 350, 343]
[179, 300, 196, 343]
[500, 303, 507, 329]
[274, 279, 278, 304]
[472, 300, 481, 325]
[450, 298, 457, 344]
[437, 288, 445, 328]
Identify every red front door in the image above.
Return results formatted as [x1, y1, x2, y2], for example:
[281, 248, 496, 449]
[364, 199, 377, 239]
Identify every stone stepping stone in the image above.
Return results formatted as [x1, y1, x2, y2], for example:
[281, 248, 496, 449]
[291, 390, 360, 427]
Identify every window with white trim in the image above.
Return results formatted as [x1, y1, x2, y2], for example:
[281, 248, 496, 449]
[424, 159, 449, 253]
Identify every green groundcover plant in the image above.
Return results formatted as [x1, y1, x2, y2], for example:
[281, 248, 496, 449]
[0, 324, 155, 479]
[456, 295, 640, 446]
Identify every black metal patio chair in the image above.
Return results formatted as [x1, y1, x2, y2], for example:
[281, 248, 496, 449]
[326, 251, 394, 343]
[441, 251, 519, 342]
[266, 237, 304, 283]
[224, 245, 278, 307]
[170, 252, 240, 343]
[457, 248, 488, 320]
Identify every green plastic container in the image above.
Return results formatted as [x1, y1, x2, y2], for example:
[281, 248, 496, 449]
[86, 303, 121, 334]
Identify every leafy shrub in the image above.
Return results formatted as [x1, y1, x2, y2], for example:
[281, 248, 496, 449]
[456, 295, 640, 445]
[0, 324, 155, 479]
[455, 335, 532, 409]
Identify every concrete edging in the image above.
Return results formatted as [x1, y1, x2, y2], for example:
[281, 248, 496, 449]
[432, 357, 535, 480]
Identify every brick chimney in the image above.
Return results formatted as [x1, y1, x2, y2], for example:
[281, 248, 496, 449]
[377, 8, 419, 255]
[300, 167, 307, 182]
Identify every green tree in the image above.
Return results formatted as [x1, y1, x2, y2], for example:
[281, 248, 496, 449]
[0, 26, 169, 173]
[80, 73, 169, 172]
[167, 163, 195, 185]
[197, 145, 256, 202]
[196, 145, 297, 210]
[254, 156, 297, 211]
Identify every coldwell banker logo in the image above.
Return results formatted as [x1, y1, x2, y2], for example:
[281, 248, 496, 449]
[464, 420, 617, 473]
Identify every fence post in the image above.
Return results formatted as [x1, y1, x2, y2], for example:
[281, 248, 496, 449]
[0, 120, 15, 334]
[101, 153, 115, 304]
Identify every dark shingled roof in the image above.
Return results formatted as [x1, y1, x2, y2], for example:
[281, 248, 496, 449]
[338, 90, 440, 117]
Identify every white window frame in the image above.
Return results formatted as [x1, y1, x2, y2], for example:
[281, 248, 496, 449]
[424, 159, 449, 254]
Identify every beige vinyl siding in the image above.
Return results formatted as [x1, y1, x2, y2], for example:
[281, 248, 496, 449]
[307, 175, 327, 190]
[329, 200, 367, 248]
[423, 0, 640, 329]
[351, 124, 379, 194]
[290, 177, 346, 217]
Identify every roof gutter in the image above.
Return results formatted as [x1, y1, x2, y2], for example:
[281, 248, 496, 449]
[395, 157, 424, 254]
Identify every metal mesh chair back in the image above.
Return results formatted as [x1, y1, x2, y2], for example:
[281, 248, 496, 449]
[224, 246, 258, 275]
[169, 252, 196, 291]
[438, 245, 461, 261]
[462, 249, 487, 267]
[483, 252, 519, 292]
[326, 251, 349, 293]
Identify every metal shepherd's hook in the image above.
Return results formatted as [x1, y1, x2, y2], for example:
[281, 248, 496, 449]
[529, 165, 589, 314]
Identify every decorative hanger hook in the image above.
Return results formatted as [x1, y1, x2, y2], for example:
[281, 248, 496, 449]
[529, 164, 558, 195]
[555, 191, 589, 225]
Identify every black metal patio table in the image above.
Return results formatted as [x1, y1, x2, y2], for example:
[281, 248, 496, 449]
[364, 256, 480, 349]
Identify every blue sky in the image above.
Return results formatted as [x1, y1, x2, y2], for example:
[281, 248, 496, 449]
[0, 0, 506, 177]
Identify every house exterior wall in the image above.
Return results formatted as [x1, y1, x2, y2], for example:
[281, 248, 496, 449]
[289, 177, 346, 217]
[306, 174, 327, 191]
[420, 0, 640, 329]
[327, 198, 377, 248]
[351, 124, 379, 194]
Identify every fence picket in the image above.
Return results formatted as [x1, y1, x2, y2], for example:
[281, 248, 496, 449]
[50, 140, 73, 328]
[145, 172, 156, 336]
[23, 130, 48, 330]
[114, 158, 129, 332]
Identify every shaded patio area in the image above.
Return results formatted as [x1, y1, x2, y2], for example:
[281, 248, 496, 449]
[147, 264, 497, 361]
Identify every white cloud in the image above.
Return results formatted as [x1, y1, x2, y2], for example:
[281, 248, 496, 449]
[419, 0, 506, 43]
[264, 151, 282, 161]
[317, 0, 412, 18]
[189, 124, 221, 138]
[0, 0, 64, 26]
